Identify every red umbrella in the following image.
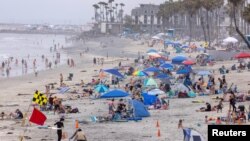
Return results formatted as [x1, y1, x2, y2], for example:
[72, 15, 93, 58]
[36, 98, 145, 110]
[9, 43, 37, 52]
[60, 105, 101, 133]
[234, 52, 250, 59]
[182, 60, 196, 65]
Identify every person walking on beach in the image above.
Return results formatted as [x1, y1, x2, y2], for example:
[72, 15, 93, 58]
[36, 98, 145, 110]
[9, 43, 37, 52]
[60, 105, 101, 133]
[69, 128, 87, 141]
[54, 118, 64, 141]
[6, 67, 10, 77]
[93, 57, 96, 65]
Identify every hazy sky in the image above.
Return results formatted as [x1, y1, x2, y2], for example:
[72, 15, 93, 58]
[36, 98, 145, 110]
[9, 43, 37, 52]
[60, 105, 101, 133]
[0, 0, 165, 25]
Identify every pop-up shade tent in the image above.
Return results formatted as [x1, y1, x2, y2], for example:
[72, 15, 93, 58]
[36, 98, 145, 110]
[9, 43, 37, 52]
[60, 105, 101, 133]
[183, 128, 205, 141]
[130, 99, 150, 117]
[100, 89, 129, 98]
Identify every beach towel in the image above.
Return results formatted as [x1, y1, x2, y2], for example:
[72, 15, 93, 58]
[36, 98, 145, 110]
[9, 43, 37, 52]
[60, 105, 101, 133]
[59, 87, 70, 94]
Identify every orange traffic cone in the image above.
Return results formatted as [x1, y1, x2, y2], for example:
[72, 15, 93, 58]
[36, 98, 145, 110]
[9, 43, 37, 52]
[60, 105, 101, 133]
[157, 129, 161, 137]
[75, 120, 79, 129]
[156, 120, 160, 128]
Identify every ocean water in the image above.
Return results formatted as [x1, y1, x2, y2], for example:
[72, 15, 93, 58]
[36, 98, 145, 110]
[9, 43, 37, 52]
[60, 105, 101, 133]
[0, 33, 71, 78]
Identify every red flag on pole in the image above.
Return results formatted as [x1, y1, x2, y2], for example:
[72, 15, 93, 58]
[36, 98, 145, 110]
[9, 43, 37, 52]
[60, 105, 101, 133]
[29, 108, 47, 125]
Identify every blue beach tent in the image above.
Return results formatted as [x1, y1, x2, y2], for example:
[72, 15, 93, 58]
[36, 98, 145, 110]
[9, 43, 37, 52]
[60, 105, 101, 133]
[131, 99, 150, 117]
[100, 89, 129, 98]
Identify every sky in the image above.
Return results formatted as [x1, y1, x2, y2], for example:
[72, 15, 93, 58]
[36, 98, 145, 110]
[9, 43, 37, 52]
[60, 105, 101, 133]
[0, 0, 165, 25]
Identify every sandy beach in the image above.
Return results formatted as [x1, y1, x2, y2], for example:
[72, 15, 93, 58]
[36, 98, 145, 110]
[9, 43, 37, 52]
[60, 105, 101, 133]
[0, 36, 249, 141]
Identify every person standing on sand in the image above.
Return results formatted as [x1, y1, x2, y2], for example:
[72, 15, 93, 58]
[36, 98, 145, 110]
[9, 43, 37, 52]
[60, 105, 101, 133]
[54, 118, 64, 141]
[93, 57, 96, 65]
[60, 73, 63, 87]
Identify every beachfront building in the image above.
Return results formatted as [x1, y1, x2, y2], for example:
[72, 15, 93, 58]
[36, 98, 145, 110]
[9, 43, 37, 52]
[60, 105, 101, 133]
[131, 4, 161, 33]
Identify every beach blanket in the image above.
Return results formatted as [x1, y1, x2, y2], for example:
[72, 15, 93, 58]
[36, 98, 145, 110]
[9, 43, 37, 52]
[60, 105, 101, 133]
[59, 87, 70, 94]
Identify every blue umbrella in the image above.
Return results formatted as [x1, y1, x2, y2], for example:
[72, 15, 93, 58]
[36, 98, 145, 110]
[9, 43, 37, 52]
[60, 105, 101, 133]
[103, 69, 124, 78]
[181, 45, 189, 48]
[197, 70, 211, 76]
[143, 67, 161, 72]
[94, 85, 108, 93]
[176, 69, 190, 74]
[160, 63, 174, 69]
[147, 49, 157, 53]
[100, 89, 129, 98]
[155, 73, 170, 79]
[172, 55, 187, 65]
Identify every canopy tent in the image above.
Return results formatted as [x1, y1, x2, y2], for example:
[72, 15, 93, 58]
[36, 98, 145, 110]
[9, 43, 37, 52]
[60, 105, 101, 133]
[172, 55, 188, 64]
[223, 37, 238, 44]
[144, 78, 158, 87]
[131, 100, 150, 117]
[100, 89, 129, 98]
[183, 128, 205, 141]
[143, 67, 161, 73]
[147, 89, 165, 95]
[160, 63, 174, 69]
[94, 85, 109, 93]
[234, 52, 250, 59]
[103, 69, 124, 78]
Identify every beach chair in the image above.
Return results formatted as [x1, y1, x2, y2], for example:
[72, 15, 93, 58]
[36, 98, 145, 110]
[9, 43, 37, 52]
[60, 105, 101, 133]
[90, 116, 98, 123]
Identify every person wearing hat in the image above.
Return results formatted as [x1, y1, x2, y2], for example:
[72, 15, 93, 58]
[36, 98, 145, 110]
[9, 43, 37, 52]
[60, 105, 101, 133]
[54, 118, 64, 141]
[70, 128, 87, 141]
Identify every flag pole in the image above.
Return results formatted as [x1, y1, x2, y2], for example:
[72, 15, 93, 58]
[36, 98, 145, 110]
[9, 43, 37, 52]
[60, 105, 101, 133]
[20, 99, 34, 141]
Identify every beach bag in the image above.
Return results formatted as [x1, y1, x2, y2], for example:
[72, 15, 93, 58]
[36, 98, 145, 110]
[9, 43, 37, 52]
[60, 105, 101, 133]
[71, 108, 79, 113]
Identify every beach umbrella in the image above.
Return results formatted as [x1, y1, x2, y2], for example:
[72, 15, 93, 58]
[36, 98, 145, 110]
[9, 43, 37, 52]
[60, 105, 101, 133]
[160, 63, 174, 69]
[234, 52, 250, 59]
[143, 67, 161, 72]
[148, 89, 165, 95]
[144, 78, 158, 87]
[94, 85, 109, 93]
[103, 69, 124, 78]
[182, 60, 196, 65]
[155, 73, 170, 79]
[148, 52, 162, 58]
[176, 69, 190, 74]
[172, 55, 187, 64]
[133, 71, 148, 77]
[152, 36, 161, 40]
[100, 89, 129, 98]
[197, 70, 211, 76]
[146, 49, 157, 53]
[223, 37, 238, 44]
[181, 45, 189, 48]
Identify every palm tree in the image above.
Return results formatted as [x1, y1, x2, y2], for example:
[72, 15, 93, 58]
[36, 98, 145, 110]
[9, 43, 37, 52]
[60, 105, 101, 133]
[93, 4, 100, 22]
[229, 0, 250, 49]
[120, 3, 125, 23]
[98, 2, 106, 22]
[184, 0, 201, 45]
[108, 0, 115, 22]
[115, 3, 119, 22]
